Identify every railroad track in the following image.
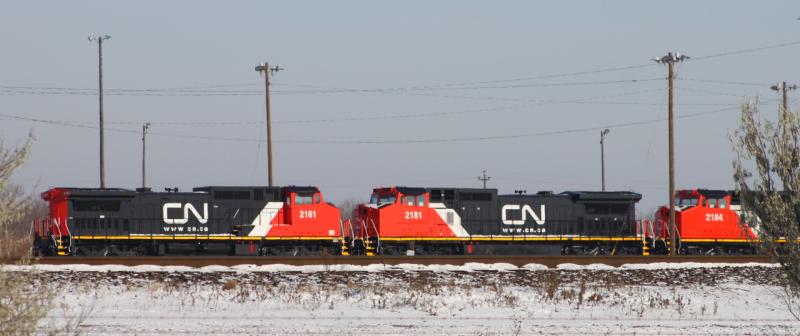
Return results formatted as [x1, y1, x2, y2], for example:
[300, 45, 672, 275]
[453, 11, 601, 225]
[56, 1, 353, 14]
[12, 255, 774, 268]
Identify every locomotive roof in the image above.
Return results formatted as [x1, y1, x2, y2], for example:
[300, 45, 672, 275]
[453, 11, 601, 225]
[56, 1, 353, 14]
[283, 186, 320, 193]
[395, 187, 427, 196]
[560, 191, 642, 201]
[695, 189, 733, 198]
[48, 188, 137, 197]
[193, 186, 281, 192]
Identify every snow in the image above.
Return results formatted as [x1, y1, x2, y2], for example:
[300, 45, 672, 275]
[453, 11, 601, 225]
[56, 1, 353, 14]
[4, 262, 797, 334]
[3, 261, 781, 273]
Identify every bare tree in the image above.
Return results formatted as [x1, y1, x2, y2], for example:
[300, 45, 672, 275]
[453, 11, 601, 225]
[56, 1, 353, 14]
[0, 131, 36, 259]
[0, 131, 54, 335]
[336, 198, 363, 221]
[732, 98, 800, 319]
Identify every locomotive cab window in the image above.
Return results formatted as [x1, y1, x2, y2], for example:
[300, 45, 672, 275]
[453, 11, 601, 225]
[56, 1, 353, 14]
[678, 197, 698, 207]
[719, 198, 727, 208]
[369, 193, 378, 205]
[405, 196, 414, 206]
[416, 195, 425, 206]
[313, 193, 321, 204]
[378, 195, 397, 206]
[708, 198, 717, 208]
[295, 195, 313, 205]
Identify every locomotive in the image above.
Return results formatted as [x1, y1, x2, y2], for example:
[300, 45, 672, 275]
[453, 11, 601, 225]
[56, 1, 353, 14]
[32, 186, 343, 256]
[351, 187, 643, 255]
[650, 189, 758, 254]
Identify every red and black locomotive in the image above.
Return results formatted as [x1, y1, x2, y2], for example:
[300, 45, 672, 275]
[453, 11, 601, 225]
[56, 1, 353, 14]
[33, 186, 342, 256]
[351, 187, 642, 255]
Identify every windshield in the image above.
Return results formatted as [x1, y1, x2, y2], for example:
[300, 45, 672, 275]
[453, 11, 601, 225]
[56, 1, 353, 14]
[369, 193, 378, 205]
[378, 195, 397, 206]
[295, 195, 313, 205]
[677, 197, 698, 207]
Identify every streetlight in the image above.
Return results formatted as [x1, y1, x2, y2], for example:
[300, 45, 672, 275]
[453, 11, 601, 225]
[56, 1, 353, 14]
[88, 34, 111, 188]
[652, 51, 690, 256]
[600, 129, 610, 191]
[141, 122, 151, 189]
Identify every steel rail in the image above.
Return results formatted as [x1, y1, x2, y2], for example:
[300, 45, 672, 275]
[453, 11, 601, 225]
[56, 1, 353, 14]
[10, 255, 774, 268]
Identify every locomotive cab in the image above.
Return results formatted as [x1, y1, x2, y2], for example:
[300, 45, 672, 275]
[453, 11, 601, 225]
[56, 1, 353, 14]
[356, 187, 443, 238]
[275, 186, 341, 237]
[352, 186, 463, 255]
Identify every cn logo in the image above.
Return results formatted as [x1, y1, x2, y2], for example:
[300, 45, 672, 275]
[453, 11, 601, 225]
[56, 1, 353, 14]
[501, 204, 546, 225]
[162, 203, 209, 225]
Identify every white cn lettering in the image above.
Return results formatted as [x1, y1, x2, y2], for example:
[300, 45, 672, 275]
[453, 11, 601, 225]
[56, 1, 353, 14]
[501, 204, 546, 225]
[163, 203, 209, 225]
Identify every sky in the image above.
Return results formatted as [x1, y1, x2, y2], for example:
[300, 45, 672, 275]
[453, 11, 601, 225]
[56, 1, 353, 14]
[1, 1, 799, 212]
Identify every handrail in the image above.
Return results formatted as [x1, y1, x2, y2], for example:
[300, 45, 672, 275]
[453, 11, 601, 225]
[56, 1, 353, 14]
[360, 219, 369, 241]
[369, 218, 380, 251]
[30, 219, 37, 239]
[346, 219, 356, 247]
[339, 218, 345, 241]
[51, 218, 62, 249]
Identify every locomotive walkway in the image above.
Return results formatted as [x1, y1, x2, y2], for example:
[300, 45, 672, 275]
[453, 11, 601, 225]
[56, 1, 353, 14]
[22, 255, 773, 268]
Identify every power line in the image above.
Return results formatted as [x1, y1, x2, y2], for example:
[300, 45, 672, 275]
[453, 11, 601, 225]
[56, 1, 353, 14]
[676, 86, 758, 98]
[690, 40, 800, 61]
[0, 87, 746, 129]
[2, 38, 796, 98]
[0, 77, 664, 97]
[0, 88, 678, 127]
[384, 64, 660, 90]
[0, 105, 739, 145]
[280, 39, 800, 92]
[678, 78, 772, 87]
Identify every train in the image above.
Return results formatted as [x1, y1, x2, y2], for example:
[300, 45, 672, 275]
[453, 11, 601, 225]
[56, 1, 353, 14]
[31, 185, 758, 257]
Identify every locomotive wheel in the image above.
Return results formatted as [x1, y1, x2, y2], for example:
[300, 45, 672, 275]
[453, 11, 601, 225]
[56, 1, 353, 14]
[102, 247, 117, 257]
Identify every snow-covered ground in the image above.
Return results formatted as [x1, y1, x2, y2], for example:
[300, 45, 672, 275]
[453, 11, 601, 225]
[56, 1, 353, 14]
[8, 262, 800, 335]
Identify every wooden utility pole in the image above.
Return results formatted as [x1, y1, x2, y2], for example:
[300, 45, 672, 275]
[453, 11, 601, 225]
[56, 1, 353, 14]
[653, 51, 689, 256]
[668, 58, 675, 256]
[771, 81, 797, 136]
[478, 170, 491, 189]
[142, 123, 150, 189]
[255, 62, 282, 187]
[89, 35, 111, 188]
[783, 82, 789, 118]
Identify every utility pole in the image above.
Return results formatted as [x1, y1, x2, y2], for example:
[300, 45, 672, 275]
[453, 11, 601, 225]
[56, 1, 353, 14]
[653, 52, 689, 256]
[255, 62, 283, 187]
[478, 170, 491, 189]
[771, 81, 797, 136]
[141, 123, 151, 189]
[89, 34, 111, 188]
[600, 129, 610, 192]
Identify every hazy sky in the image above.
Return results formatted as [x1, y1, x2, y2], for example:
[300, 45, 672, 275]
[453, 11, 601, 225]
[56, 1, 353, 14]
[2, 1, 799, 212]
